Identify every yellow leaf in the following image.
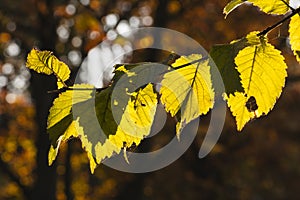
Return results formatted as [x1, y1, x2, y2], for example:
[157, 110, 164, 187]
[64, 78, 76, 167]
[289, 14, 300, 62]
[95, 83, 157, 163]
[114, 65, 137, 77]
[47, 84, 96, 172]
[26, 48, 70, 89]
[160, 54, 214, 135]
[227, 33, 287, 130]
[223, 0, 245, 18]
[248, 0, 290, 15]
[224, 92, 256, 131]
[48, 120, 79, 166]
[47, 84, 95, 129]
[74, 119, 97, 173]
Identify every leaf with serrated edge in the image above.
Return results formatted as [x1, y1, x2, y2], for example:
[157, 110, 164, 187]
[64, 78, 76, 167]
[47, 84, 97, 172]
[226, 32, 287, 130]
[47, 84, 95, 129]
[95, 83, 157, 163]
[160, 54, 214, 136]
[48, 119, 79, 166]
[289, 14, 300, 62]
[26, 48, 70, 89]
[248, 0, 290, 15]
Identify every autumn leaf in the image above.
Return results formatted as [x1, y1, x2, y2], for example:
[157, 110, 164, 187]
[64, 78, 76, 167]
[47, 84, 96, 171]
[226, 32, 288, 130]
[289, 14, 300, 63]
[95, 83, 157, 163]
[247, 0, 290, 15]
[48, 63, 160, 172]
[223, 0, 290, 17]
[26, 48, 70, 89]
[223, 0, 245, 18]
[47, 84, 95, 129]
[160, 54, 214, 136]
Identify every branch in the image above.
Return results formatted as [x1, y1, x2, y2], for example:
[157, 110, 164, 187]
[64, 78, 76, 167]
[287, 75, 300, 84]
[257, 6, 300, 37]
[281, 0, 295, 12]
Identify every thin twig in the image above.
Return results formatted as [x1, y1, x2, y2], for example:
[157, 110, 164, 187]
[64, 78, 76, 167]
[257, 6, 300, 36]
[281, 0, 295, 11]
[171, 56, 208, 70]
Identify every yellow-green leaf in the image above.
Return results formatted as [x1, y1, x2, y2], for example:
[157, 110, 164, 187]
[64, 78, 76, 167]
[209, 38, 247, 95]
[48, 119, 80, 166]
[160, 54, 214, 135]
[248, 0, 290, 15]
[226, 33, 287, 130]
[289, 14, 300, 62]
[95, 83, 157, 163]
[47, 84, 95, 129]
[49, 117, 97, 173]
[26, 48, 70, 89]
[47, 84, 96, 171]
[223, 0, 245, 18]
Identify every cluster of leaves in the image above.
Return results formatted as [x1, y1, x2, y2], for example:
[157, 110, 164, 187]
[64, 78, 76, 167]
[25, 0, 300, 173]
[26, 49, 214, 173]
[215, 0, 300, 130]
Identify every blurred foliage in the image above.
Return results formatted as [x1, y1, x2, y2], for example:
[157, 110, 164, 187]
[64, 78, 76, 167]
[0, 92, 36, 199]
[0, 0, 300, 199]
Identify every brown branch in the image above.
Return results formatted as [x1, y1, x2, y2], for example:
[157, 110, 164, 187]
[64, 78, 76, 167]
[257, 6, 300, 37]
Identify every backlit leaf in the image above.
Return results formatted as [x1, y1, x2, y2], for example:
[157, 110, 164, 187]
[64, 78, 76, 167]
[47, 84, 95, 130]
[160, 54, 214, 135]
[289, 14, 300, 62]
[226, 32, 287, 130]
[223, 0, 290, 16]
[47, 84, 96, 170]
[248, 0, 290, 15]
[95, 83, 157, 163]
[26, 48, 70, 89]
[48, 63, 159, 172]
[223, 0, 245, 18]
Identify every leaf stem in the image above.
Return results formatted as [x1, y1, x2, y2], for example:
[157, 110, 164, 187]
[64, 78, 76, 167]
[47, 87, 106, 93]
[172, 56, 208, 70]
[257, 6, 300, 37]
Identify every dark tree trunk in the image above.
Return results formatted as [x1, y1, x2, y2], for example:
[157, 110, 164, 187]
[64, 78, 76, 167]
[30, 0, 58, 199]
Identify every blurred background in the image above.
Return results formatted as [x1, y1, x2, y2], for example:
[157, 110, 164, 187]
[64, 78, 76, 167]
[1, 0, 300, 199]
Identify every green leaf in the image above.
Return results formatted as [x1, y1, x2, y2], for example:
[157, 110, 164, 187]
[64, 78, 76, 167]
[160, 54, 214, 135]
[289, 14, 300, 63]
[223, 0, 245, 18]
[248, 0, 290, 15]
[26, 48, 70, 89]
[226, 32, 288, 130]
[210, 38, 247, 95]
[95, 87, 118, 137]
